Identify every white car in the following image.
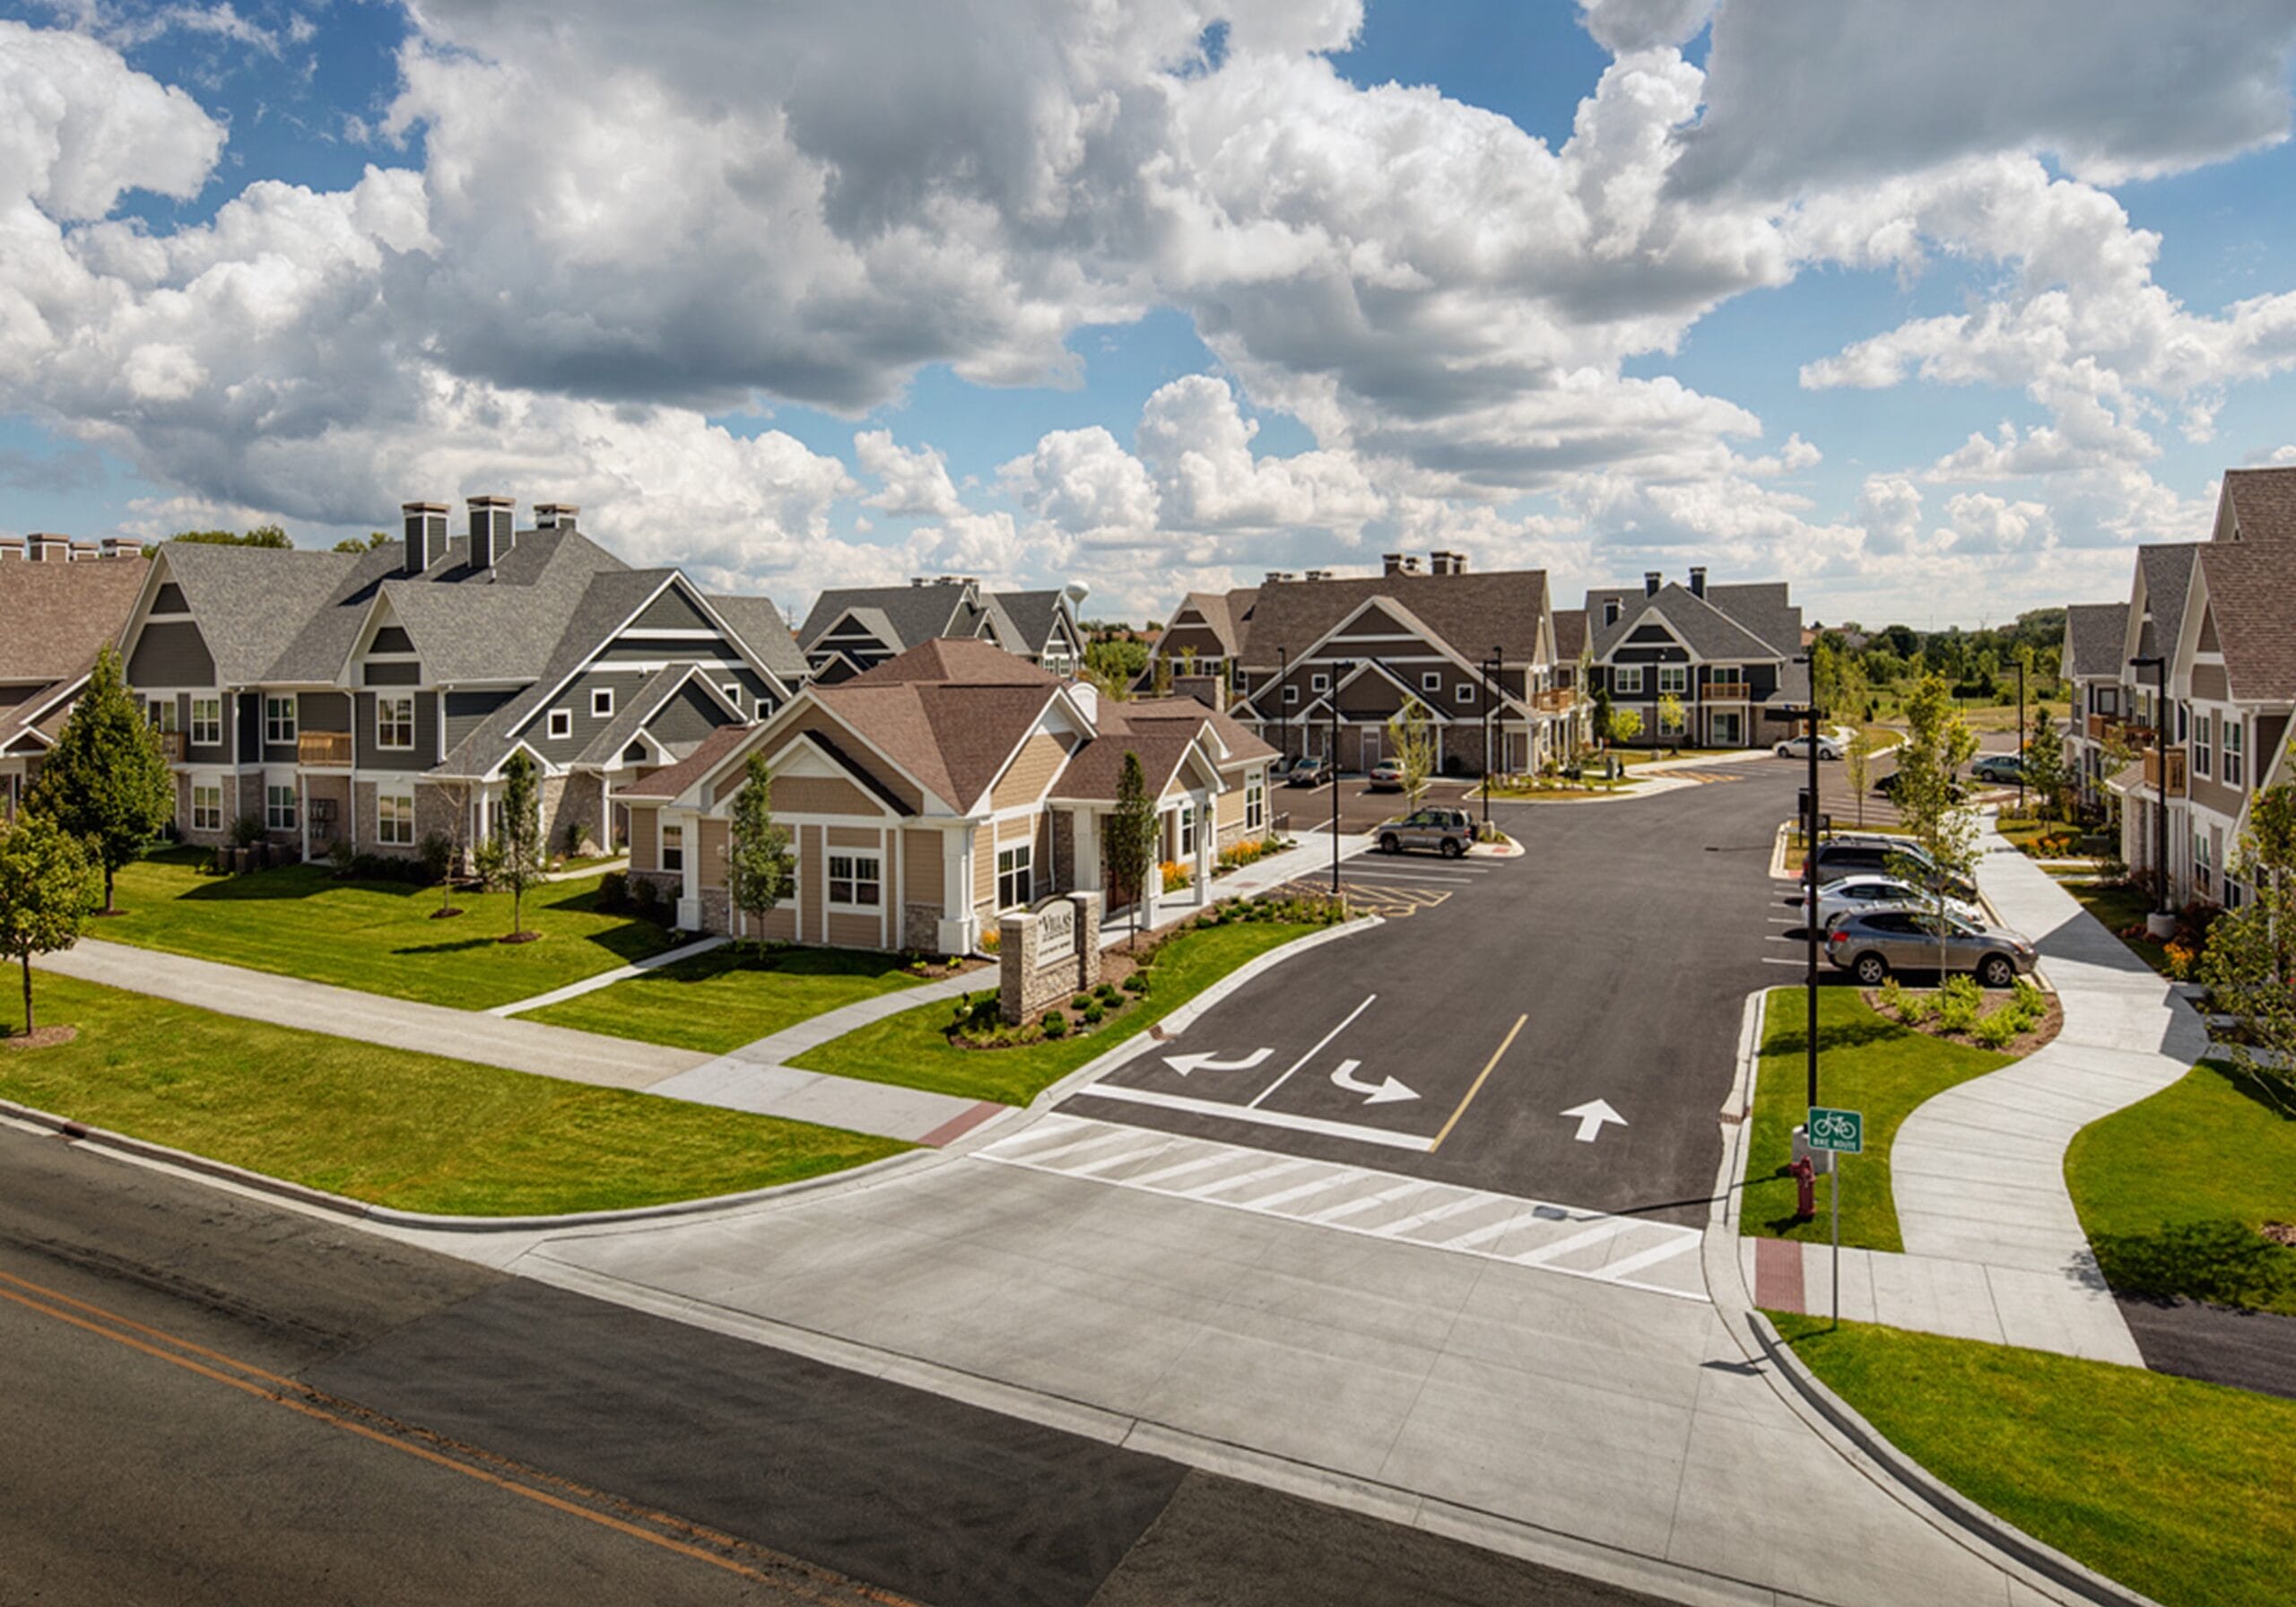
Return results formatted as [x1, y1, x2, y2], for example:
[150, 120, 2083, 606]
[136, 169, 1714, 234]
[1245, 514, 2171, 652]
[1774, 733, 1844, 760]
[1795, 874, 1985, 930]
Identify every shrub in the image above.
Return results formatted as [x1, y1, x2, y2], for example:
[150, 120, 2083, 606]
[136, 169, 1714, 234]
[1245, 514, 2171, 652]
[1041, 1009, 1068, 1039]
[229, 813, 266, 849]
[561, 817, 587, 860]
[326, 837, 357, 876]
[1071, 993, 1092, 1011]
[1878, 977, 1904, 1016]
[596, 870, 630, 911]
[1969, 1008, 2021, 1048]
[2163, 941, 2196, 982]
[1082, 1001, 1106, 1024]
[1093, 981, 1118, 1002]
[2007, 979, 2048, 1029]
[419, 830, 457, 885]
[1897, 988, 1936, 1026]
[629, 874, 659, 910]
[1936, 974, 1983, 1032]
[1122, 971, 1150, 995]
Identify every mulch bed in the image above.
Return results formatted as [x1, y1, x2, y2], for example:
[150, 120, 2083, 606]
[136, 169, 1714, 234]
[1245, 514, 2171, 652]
[4, 1026, 79, 1050]
[430, 907, 466, 920]
[2265, 1223, 2296, 1250]
[1861, 986, 2065, 1057]
[498, 931, 543, 945]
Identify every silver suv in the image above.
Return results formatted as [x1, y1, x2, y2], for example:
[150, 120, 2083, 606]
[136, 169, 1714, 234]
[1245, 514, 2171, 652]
[1825, 908, 2036, 987]
[1377, 807, 1474, 858]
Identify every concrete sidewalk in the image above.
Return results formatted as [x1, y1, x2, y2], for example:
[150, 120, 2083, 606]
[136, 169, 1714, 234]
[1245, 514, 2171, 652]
[489, 934, 728, 1016]
[1879, 820, 2209, 1363]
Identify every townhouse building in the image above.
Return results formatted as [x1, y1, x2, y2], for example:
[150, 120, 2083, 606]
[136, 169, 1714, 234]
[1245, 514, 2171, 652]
[115, 499, 807, 860]
[0, 541, 148, 817]
[1143, 552, 1570, 776]
[621, 638, 1275, 951]
[1582, 569, 1805, 749]
[797, 577, 1086, 682]
[2058, 602, 2131, 812]
[2103, 468, 2296, 911]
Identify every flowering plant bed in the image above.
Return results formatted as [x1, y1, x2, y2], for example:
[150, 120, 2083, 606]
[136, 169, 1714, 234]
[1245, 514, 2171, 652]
[1865, 976, 2061, 1055]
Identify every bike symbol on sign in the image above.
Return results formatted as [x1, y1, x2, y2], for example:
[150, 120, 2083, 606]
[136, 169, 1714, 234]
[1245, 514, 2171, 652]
[1807, 1107, 1865, 1154]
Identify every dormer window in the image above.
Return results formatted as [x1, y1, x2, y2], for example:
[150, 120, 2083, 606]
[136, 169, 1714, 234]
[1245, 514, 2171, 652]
[548, 709, 573, 740]
[592, 689, 614, 719]
[722, 682, 742, 708]
[1604, 600, 1620, 627]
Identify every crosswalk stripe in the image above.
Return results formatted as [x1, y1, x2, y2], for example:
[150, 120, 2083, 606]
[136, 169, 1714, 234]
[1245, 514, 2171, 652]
[1182, 1157, 1318, 1199]
[1375, 1192, 1490, 1237]
[1302, 1179, 1436, 1225]
[1601, 1233, 1705, 1280]
[1511, 1216, 1639, 1266]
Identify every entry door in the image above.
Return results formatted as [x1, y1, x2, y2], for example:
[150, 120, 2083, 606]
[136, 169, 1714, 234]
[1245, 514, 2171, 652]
[1361, 727, 1381, 767]
[1712, 711, 1741, 746]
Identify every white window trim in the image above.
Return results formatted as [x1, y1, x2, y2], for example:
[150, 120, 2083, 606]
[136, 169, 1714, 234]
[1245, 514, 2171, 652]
[1283, 686, 1300, 706]
[376, 694, 415, 751]
[1310, 673, 1329, 692]
[547, 708, 573, 740]
[591, 689, 614, 719]
[264, 695, 297, 746]
[2193, 710, 2213, 778]
[190, 697, 222, 747]
[1658, 665, 1688, 695]
[1455, 682, 1474, 705]
[376, 789, 416, 847]
[265, 783, 298, 831]
[1245, 770, 1266, 830]
[1177, 803, 1197, 859]
[995, 842, 1032, 911]
[148, 699, 179, 734]
[191, 782, 223, 832]
[722, 682, 742, 708]
[829, 848, 885, 912]
[2223, 717, 2245, 786]
[1613, 666, 1644, 695]
[1421, 671, 1441, 691]
[659, 821, 685, 873]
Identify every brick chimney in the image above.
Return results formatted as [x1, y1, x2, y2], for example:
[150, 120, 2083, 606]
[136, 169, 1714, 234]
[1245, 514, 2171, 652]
[467, 495, 515, 570]
[1644, 571, 1663, 597]
[1689, 566, 1707, 599]
[402, 502, 448, 577]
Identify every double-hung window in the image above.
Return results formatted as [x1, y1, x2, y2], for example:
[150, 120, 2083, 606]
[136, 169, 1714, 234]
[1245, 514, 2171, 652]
[265, 783, 297, 831]
[148, 699, 179, 734]
[996, 844, 1031, 909]
[1177, 804, 1197, 859]
[377, 790, 415, 847]
[264, 695, 297, 746]
[2194, 830, 2213, 898]
[830, 851, 883, 909]
[2193, 712, 2213, 778]
[1658, 665, 1688, 695]
[1245, 770, 1266, 831]
[660, 823, 684, 873]
[2223, 717, 2245, 787]
[376, 695, 415, 751]
[190, 698, 222, 747]
[191, 784, 222, 832]
[1613, 666, 1644, 695]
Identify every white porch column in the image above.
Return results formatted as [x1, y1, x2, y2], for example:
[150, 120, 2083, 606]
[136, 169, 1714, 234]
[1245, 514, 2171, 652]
[674, 808, 702, 930]
[1195, 787, 1213, 890]
[937, 822, 978, 954]
[1074, 809, 1103, 892]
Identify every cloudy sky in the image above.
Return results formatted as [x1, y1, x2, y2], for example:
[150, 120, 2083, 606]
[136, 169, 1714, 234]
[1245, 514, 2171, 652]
[4, 1, 2296, 626]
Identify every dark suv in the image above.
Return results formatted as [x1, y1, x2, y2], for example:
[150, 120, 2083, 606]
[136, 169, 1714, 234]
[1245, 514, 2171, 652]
[1808, 837, 1976, 903]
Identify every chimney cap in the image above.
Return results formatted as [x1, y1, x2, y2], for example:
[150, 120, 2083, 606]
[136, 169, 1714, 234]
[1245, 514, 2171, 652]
[465, 493, 515, 508]
[400, 500, 449, 514]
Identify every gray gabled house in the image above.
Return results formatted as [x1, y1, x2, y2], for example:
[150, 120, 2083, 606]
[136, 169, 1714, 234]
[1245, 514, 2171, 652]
[1583, 569, 1805, 748]
[117, 498, 806, 860]
[796, 576, 1085, 682]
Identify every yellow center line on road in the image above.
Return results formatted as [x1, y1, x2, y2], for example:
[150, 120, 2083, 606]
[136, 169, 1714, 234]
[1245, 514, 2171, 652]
[1430, 1013, 1527, 1152]
[0, 1268, 918, 1607]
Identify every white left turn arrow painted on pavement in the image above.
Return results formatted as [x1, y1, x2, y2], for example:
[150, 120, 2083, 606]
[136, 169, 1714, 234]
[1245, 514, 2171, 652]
[1163, 1047, 1274, 1078]
[1329, 1059, 1419, 1105]
[1560, 1099, 1626, 1142]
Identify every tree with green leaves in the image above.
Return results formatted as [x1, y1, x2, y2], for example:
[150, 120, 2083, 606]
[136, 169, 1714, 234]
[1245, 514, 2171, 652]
[168, 525, 290, 548]
[333, 531, 391, 553]
[1385, 696, 1438, 809]
[1892, 673, 1981, 981]
[27, 646, 175, 914]
[0, 811, 101, 1038]
[1657, 691, 1687, 753]
[1609, 704, 1642, 749]
[1107, 751, 1157, 951]
[726, 752, 795, 949]
[2197, 786, 2296, 1116]
[494, 751, 545, 940]
[2023, 706, 2069, 821]
[1809, 637, 1843, 720]
[1845, 727, 1878, 829]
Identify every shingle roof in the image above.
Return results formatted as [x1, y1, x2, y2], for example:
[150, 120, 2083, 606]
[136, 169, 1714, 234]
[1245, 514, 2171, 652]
[615, 722, 755, 800]
[153, 543, 369, 685]
[1586, 582, 1789, 662]
[1158, 587, 1257, 659]
[983, 589, 1073, 655]
[797, 583, 978, 653]
[1051, 725, 1199, 802]
[377, 532, 631, 686]
[2222, 467, 2296, 543]
[0, 554, 147, 682]
[2063, 603, 2131, 681]
[575, 662, 724, 767]
[1238, 569, 1549, 665]
[848, 637, 1056, 686]
[1552, 608, 1587, 662]
[0, 676, 82, 753]
[2196, 543, 2296, 702]
[1111, 696, 1278, 767]
[2135, 544, 2201, 662]
[704, 595, 808, 682]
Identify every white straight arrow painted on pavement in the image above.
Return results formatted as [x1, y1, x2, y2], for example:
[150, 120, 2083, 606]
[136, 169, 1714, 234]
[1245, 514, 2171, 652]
[1162, 1047, 1273, 1077]
[1328, 1058, 1419, 1105]
[1560, 1099, 1627, 1142]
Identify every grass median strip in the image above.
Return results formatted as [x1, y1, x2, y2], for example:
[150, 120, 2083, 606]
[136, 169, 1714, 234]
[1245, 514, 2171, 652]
[1742, 988, 2012, 1252]
[4, 976, 904, 1216]
[517, 946, 926, 1054]
[791, 921, 1320, 1107]
[1770, 1314, 2296, 1607]
[2067, 1059, 2296, 1316]
[100, 850, 676, 1010]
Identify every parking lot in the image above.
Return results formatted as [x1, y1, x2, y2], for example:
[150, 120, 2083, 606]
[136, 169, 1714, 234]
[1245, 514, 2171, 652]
[1063, 755, 1805, 1225]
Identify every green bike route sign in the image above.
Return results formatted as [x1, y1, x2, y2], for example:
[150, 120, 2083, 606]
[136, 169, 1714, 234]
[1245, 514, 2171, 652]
[1808, 1107, 1864, 1154]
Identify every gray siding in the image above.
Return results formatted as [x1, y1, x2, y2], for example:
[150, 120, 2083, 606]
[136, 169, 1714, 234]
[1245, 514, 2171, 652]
[128, 621, 214, 688]
[355, 690, 436, 772]
[633, 586, 718, 633]
[236, 692, 261, 758]
[444, 689, 518, 750]
[364, 661, 422, 686]
[183, 692, 229, 765]
[152, 582, 189, 614]
[300, 691, 351, 734]
[370, 626, 415, 655]
[514, 667, 657, 767]
[593, 638, 748, 665]
[647, 681, 732, 747]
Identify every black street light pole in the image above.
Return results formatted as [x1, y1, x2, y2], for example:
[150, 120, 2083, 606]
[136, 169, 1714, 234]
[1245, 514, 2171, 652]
[2015, 656, 2027, 817]
[2130, 654, 2170, 917]
[1331, 659, 1352, 897]
[1790, 653, 1820, 1111]
[1279, 646, 1291, 764]
[1481, 647, 1500, 830]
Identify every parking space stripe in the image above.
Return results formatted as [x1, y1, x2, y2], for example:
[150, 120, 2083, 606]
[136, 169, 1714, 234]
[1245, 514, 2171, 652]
[974, 1116, 1708, 1302]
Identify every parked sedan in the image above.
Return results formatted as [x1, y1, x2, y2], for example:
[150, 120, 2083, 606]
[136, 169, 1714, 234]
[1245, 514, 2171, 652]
[1774, 733, 1844, 760]
[1367, 758, 1406, 792]
[1970, 752, 2026, 784]
[1284, 754, 1329, 787]
[1874, 769, 1968, 803]
[1794, 874, 1985, 930]
[1825, 908, 2036, 987]
[1377, 806, 1475, 858]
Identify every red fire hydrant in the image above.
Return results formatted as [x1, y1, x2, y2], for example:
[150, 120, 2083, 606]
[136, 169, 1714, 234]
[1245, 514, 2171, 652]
[1789, 1156, 1816, 1220]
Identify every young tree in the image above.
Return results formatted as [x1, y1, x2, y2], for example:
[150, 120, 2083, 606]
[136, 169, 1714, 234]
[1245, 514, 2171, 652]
[427, 778, 474, 915]
[1590, 681, 1613, 753]
[1107, 750, 1157, 951]
[494, 751, 545, 940]
[2197, 786, 2296, 1116]
[1609, 705, 1643, 749]
[0, 812, 101, 1038]
[27, 646, 175, 914]
[1892, 673, 1980, 980]
[1845, 728, 1878, 830]
[2023, 706, 2070, 821]
[1386, 696, 1438, 809]
[726, 752, 795, 949]
[1657, 692, 1687, 753]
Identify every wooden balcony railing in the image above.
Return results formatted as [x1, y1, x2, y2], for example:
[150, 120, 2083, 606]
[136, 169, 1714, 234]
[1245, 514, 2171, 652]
[1532, 688, 1574, 713]
[152, 730, 184, 762]
[1703, 680, 1751, 700]
[2086, 712, 2152, 745]
[298, 730, 353, 767]
[2144, 744, 2187, 795]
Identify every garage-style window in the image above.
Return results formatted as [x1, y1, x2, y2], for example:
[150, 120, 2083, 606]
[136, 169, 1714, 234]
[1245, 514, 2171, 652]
[191, 784, 222, 831]
[829, 851, 883, 909]
[1613, 666, 1643, 695]
[265, 695, 297, 745]
[1245, 770, 1265, 831]
[996, 843, 1031, 909]
[190, 697, 222, 746]
[376, 695, 415, 751]
[377, 790, 415, 847]
[265, 784, 297, 831]
[660, 822, 684, 873]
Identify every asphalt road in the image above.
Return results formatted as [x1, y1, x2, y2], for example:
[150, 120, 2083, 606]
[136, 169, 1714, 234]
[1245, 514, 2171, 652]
[1065, 759, 1803, 1224]
[0, 1125, 1673, 1607]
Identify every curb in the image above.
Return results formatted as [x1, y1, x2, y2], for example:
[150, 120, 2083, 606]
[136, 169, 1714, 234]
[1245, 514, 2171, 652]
[0, 1094, 935, 1234]
[1744, 1311, 2161, 1607]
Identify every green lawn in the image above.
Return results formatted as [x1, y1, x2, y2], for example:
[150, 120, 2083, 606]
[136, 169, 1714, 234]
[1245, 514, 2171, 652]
[1742, 988, 2013, 1251]
[791, 921, 1321, 1106]
[99, 849, 676, 1010]
[1771, 1315, 2296, 1607]
[3, 975, 904, 1215]
[2063, 881, 2180, 977]
[518, 946, 925, 1054]
[2066, 1060, 2296, 1316]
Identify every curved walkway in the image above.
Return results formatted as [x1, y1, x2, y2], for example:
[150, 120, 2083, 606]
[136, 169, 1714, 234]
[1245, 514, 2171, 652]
[1886, 821, 2210, 1360]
